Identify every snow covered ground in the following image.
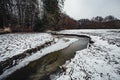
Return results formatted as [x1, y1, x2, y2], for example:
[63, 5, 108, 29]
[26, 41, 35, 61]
[0, 33, 53, 61]
[0, 33, 78, 79]
[0, 30, 120, 80]
[51, 29, 120, 80]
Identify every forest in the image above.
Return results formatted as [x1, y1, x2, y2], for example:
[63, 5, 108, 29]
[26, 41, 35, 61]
[1, 0, 120, 33]
[0, 0, 66, 32]
[78, 15, 120, 29]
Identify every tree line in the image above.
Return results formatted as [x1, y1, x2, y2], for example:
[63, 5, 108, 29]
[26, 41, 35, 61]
[78, 15, 119, 23]
[0, 0, 65, 32]
[78, 15, 120, 29]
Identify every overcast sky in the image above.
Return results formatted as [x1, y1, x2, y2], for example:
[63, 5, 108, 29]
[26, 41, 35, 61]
[64, 0, 120, 20]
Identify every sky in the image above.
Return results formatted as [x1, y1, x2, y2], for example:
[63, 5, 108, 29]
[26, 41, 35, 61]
[64, 0, 120, 20]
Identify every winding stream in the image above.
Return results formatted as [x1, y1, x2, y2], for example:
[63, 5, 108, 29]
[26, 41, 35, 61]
[4, 35, 90, 80]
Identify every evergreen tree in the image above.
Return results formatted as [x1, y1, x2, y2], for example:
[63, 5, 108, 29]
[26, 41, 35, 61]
[42, 0, 64, 30]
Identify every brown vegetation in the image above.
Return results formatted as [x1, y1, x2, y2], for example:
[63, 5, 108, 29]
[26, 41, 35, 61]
[0, 27, 11, 34]
[78, 16, 120, 29]
[79, 20, 120, 29]
[58, 14, 79, 30]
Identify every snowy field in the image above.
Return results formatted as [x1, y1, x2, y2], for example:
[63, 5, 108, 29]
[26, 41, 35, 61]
[0, 33, 78, 79]
[0, 33, 53, 61]
[51, 29, 120, 80]
[0, 30, 120, 80]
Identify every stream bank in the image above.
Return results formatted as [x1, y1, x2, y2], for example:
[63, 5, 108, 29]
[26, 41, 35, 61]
[3, 34, 91, 80]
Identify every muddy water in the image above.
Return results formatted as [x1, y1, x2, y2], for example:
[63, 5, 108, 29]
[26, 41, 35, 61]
[5, 37, 89, 80]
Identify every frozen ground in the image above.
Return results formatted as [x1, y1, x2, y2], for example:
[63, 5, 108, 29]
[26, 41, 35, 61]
[0, 33, 78, 79]
[0, 33, 53, 61]
[51, 29, 120, 80]
[0, 30, 120, 80]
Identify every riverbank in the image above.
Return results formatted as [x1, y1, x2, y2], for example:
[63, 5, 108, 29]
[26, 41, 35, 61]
[0, 33, 79, 80]
[51, 29, 120, 80]
[1, 29, 119, 80]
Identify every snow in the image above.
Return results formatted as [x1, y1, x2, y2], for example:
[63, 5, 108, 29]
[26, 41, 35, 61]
[0, 29, 120, 80]
[52, 29, 120, 80]
[0, 33, 53, 61]
[0, 37, 78, 79]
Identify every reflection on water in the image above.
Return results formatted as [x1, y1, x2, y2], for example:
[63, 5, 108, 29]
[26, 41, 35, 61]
[5, 37, 89, 80]
[62, 37, 89, 59]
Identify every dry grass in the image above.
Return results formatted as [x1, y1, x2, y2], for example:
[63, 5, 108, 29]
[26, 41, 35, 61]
[4, 27, 12, 32]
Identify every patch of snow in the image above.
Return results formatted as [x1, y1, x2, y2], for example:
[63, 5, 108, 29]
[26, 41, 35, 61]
[0, 37, 78, 79]
[0, 33, 53, 61]
[52, 29, 120, 80]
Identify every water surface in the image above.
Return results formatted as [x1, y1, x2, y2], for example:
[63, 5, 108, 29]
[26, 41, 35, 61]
[5, 37, 89, 80]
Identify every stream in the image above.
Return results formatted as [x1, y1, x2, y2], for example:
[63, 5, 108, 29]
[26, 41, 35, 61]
[3, 35, 90, 80]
